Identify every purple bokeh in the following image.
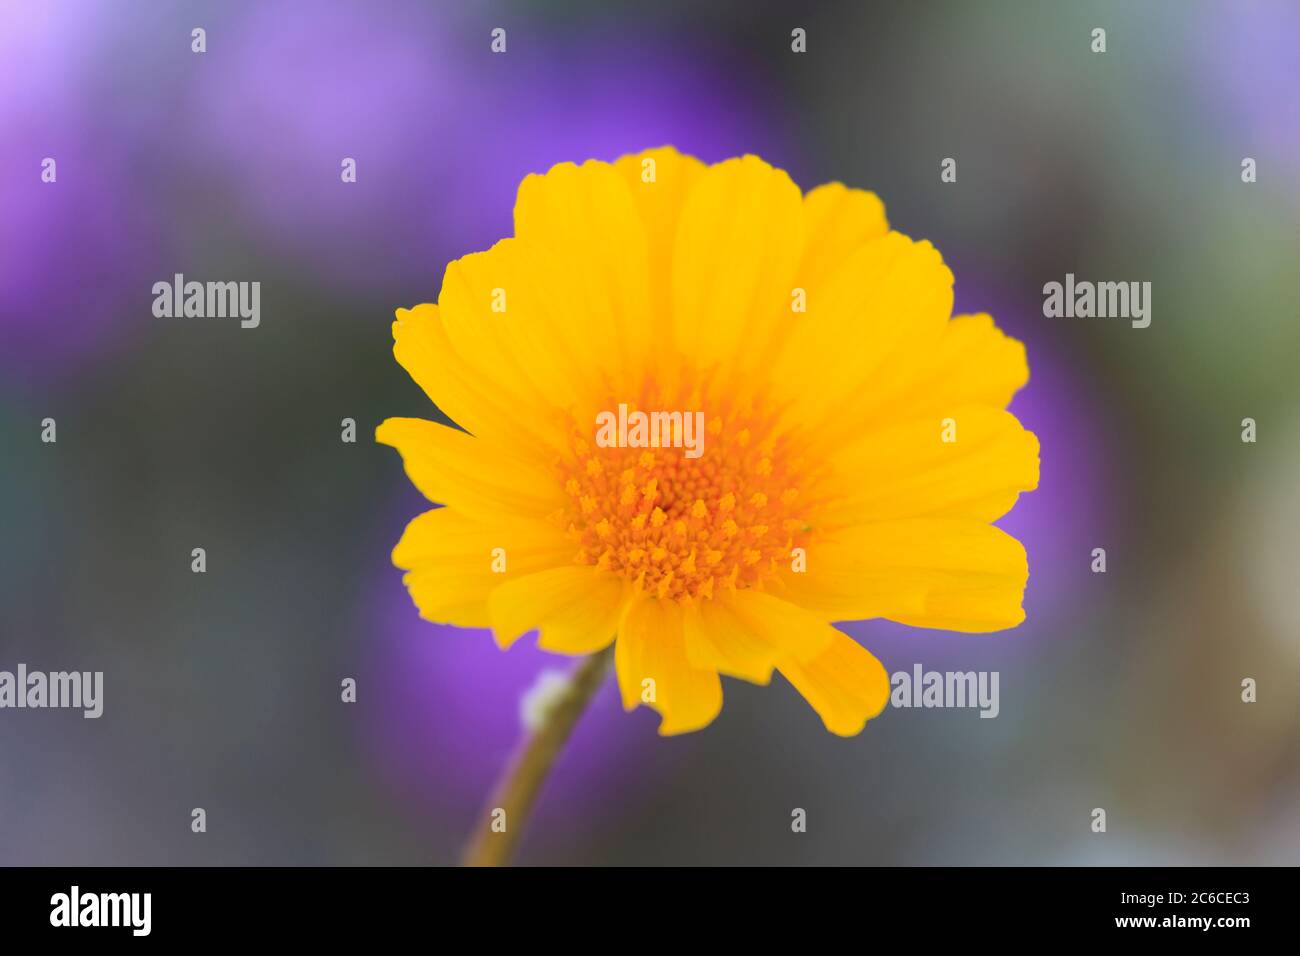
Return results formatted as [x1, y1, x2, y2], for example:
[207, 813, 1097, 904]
[1194, 1, 1300, 172]
[451, 31, 801, 255]
[0, 2, 158, 384]
[362, 572, 662, 824]
[181, 3, 798, 291]
[3, 0, 800, 387]
[180, 1, 469, 291]
[359, 488, 670, 834]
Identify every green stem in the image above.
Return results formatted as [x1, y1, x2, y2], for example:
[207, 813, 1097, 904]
[461, 644, 615, 867]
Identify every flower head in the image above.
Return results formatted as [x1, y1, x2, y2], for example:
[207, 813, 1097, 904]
[380, 148, 1038, 736]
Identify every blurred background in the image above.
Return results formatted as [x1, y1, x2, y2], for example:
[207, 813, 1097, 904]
[1, 0, 1297, 865]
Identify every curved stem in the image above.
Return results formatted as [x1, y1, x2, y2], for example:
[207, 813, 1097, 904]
[461, 644, 615, 867]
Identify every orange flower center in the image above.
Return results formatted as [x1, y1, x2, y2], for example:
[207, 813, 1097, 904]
[557, 392, 812, 603]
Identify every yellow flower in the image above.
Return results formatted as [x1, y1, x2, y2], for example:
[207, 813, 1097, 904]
[378, 147, 1039, 737]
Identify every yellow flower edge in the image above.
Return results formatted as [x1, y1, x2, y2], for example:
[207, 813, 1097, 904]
[378, 147, 1039, 737]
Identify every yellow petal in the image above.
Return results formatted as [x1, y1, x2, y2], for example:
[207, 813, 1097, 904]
[613, 146, 707, 334]
[861, 313, 1029, 423]
[778, 518, 1029, 632]
[774, 231, 953, 440]
[437, 240, 603, 422]
[681, 597, 777, 684]
[616, 595, 722, 735]
[824, 406, 1039, 523]
[512, 159, 654, 392]
[391, 304, 563, 461]
[394, 508, 572, 628]
[681, 586, 850, 687]
[376, 417, 564, 520]
[671, 154, 804, 384]
[487, 566, 626, 652]
[777, 630, 891, 736]
[717, 589, 837, 662]
[797, 182, 889, 292]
